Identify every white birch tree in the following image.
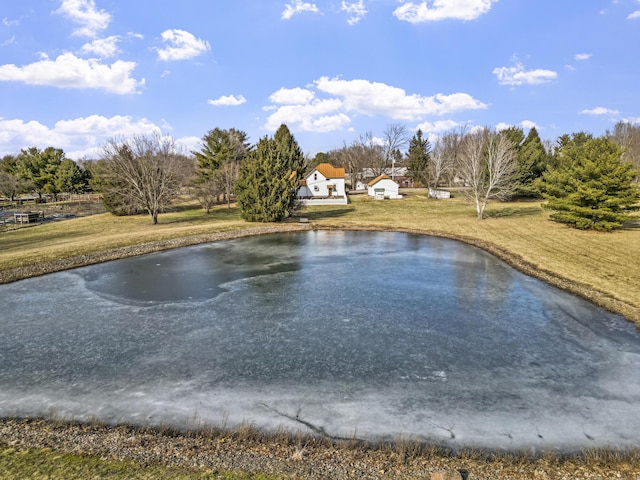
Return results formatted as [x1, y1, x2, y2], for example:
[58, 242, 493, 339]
[458, 127, 518, 219]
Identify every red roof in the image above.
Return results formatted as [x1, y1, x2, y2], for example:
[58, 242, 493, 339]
[315, 163, 345, 179]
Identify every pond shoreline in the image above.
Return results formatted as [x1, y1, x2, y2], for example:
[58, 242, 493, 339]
[2, 417, 639, 479]
[2, 223, 640, 478]
[1, 222, 637, 325]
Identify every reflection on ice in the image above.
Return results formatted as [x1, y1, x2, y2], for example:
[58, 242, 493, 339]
[1, 231, 639, 451]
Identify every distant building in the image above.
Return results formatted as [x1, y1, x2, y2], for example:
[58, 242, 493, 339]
[367, 175, 402, 200]
[297, 163, 348, 205]
[429, 188, 451, 199]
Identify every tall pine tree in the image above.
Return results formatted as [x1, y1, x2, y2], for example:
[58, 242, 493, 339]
[235, 124, 305, 222]
[542, 134, 640, 231]
[515, 127, 549, 197]
[406, 129, 430, 187]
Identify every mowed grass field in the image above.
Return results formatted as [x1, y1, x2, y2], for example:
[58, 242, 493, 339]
[1, 189, 638, 324]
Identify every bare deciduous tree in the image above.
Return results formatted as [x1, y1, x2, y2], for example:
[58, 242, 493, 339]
[97, 134, 183, 224]
[608, 121, 640, 183]
[441, 126, 468, 186]
[192, 177, 222, 214]
[217, 158, 240, 209]
[357, 132, 386, 178]
[458, 127, 518, 219]
[382, 123, 409, 179]
[427, 139, 453, 196]
[332, 134, 385, 188]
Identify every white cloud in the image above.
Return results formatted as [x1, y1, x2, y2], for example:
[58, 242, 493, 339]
[574, 53, 592, 61]
[3, 17, 19, 27]
[415, 119, 462, 134]
[264, 98, 349, 132]
[342, 1, 368, 25]
[493, 60, 557, 85]
[628, 1, 640, 20]
[175, 136, 202, 154]
[156, 29, 210, 61]
[208, 94, 247, 106]
[54, 114, 161, 136]
[394, 0, 497, 23]
[0, 114, 165, 159]
[1, 36, 16, 47]
[80, 36, 120, 58]
[314, 76, 487, 118]
[520, 120, 539, 130]
[269, 87, 315, 104]
[0, 52, 143, 94]
[263, 77, 486, 133]
[282, 0, 320, 20]
[0, 118, 62, 149]
[580, 106, 620, 115]
[496, 120, 539, 131]
[54, 0, 111, 38]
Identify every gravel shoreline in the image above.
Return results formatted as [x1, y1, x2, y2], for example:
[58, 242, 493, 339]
[2, 418, 640, 479]
[2, 223, 639, 478]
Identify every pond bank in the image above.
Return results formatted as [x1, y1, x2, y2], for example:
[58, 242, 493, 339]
[2, 223, 640, 478]
[1, 418, 639, 480]
[1, 222, 637, 326]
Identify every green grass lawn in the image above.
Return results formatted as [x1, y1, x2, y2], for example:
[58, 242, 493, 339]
[0, 446, 283, 480]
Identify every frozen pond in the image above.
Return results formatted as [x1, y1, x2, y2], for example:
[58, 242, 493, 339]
[1, 230, 639, 451]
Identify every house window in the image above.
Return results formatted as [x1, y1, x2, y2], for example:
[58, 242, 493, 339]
[313, 173, 318, 180]
[314, 186, 319, 192]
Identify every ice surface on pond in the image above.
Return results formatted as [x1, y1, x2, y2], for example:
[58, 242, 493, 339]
[1, 230, 640, 451]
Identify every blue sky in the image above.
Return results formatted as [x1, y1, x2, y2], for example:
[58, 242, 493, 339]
[1, 0, 639, 159]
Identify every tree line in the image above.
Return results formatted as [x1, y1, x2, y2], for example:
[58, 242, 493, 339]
[1, 147, 92, 202]
[321, 121, 640, 230]
[1, 121, 638, 231]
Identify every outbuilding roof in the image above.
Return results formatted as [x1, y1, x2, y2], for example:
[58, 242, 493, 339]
[315, 163, 345, 179]
[367, 174, 395, 186]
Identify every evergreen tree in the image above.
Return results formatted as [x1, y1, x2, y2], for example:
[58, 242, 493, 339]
[235, 124, 305, 222]
[541, 135, 640, 231]
[515, 127, 549, 197]
[192, 128, 250, 210]
[193, 128, 250, 182]
[54, 158, 91, 194]
[406, 129, 430, 187]
[16, 147, 65, 200]
[500, 126, 525, 152]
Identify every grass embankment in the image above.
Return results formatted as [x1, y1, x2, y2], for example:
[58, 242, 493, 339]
[1, 191, 640, 479]
[0, 445, 278, 480]
[2, 190, 639, 324]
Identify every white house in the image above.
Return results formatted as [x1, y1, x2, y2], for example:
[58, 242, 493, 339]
[297, 163, 347, 205]
[367, 175, 402, 200]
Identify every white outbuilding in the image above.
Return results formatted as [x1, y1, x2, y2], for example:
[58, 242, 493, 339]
[367, 174, 402, 200]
